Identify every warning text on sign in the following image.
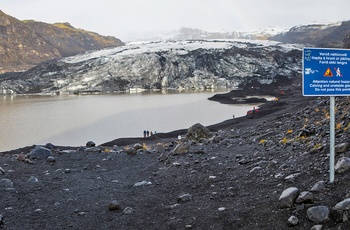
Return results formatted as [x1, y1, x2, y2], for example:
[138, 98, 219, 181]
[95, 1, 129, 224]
[313, 52, 350, 65]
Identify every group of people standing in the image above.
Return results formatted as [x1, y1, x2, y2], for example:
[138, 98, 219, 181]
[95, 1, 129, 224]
[143, 130, 156, 138]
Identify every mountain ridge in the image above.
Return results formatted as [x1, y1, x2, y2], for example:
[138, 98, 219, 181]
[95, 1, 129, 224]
[270, 21, 350, 47]
[0, 10, 124, 73]
[125, 20, 349, 47]
[139, 26, 288, 42]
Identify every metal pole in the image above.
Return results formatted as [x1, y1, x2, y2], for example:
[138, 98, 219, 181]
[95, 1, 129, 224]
[330, 96, 335, 183]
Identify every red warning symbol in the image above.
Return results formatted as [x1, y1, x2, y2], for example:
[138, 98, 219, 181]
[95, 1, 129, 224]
[324, 67, 333, 77]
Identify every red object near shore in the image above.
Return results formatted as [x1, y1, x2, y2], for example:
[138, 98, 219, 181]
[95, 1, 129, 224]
[247, 107, 259, 115]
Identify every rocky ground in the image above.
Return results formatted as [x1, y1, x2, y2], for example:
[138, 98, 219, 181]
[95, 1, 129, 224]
[1, 76, 350, 230]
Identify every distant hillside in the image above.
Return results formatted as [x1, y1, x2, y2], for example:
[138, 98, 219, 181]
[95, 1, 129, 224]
[270, 21, 350, 48]
[0, 10, 124, 73]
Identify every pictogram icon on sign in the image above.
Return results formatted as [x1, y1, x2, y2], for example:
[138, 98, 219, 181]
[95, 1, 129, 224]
[324, 67, 333, 77]
[334, 67, 343, 77]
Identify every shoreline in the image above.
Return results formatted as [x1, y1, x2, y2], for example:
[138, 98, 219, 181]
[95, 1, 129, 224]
[101, 77, 297, 147]
[0, 78, 298, 154]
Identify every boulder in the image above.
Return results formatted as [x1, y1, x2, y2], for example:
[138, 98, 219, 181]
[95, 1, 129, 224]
[86, 141, 96, 147]
[26, 146, 52, 160]
[310, 181, 325, 192]
[334, 198, 350, 210]
[172, 143, 189, 155]
[108, 200, 121, 211]
[123, 207, 134, 215]
[133, 143, 143, 150]
[186, 123, 212, 142]
[44, 143, 56, 149]
[125, 148, 137, 155]
[307, 206, 329, 224]
[330, 198, 350, 223]
[310, 225, 323, 230]
[295, 191, 314, 204]
[0, 178, 14, 190]
[287, 215, 299, 226]
[335, 142, 350, 153]
[334, 157, 350, 174]
[27, 176, 39, 183]
[279, 187, 299, 208]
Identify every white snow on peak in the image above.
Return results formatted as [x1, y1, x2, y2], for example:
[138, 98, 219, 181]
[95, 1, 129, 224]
[248, 27, 289, 36]
[291, 21, 342, 31]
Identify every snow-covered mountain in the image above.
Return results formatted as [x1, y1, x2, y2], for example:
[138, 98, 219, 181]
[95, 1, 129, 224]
[270, 21, 349, 47]
[126, 27, 288, 42]
[0, 39, 302, 95]
[141, 20, 349, 48]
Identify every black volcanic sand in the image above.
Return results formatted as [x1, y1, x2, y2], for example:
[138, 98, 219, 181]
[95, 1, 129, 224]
[2, 76, 349, 230]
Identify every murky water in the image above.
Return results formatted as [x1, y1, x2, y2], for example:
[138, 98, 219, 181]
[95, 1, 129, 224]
[0, 91, 258, 152]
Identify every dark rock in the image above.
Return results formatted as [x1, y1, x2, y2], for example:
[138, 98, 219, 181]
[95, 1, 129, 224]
[335, 157, 350, 174]
[47, 156, 56, 163]
[335, 142, 350, 153]
[295, 191, 314, 204]
[299, 129, 311, 137]
[44, 143, 56, 149]
[133, 143, 143, 150]
[310, 225, 323, 230]
[123, 207, 133, 215]
[125, 148, 137, 155]
[86, 141, 96, 147]
[307, 206, 329, 224]
[177, 193, 192, 203]
[27, 176, 39, 183]
[108, 200, 121, 211]
[186, 123, 213, 142]
[334, 198, 350, 210]
[279, 187, 299, 208]
[330, 198, 350, 223]
[172, 143, 189, 155]
[287, 215, 299, 226]
[26, 146, 52, 160]
[310, 181, 325, 192]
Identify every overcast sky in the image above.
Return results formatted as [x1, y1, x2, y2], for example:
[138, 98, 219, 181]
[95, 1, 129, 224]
[2, 0, 350, 41]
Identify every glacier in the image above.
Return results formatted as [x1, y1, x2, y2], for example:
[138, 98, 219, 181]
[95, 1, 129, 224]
[0, 39, 303, 95]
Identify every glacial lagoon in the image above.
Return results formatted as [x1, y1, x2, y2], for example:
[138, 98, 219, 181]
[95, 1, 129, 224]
[0, 91, 259, 152]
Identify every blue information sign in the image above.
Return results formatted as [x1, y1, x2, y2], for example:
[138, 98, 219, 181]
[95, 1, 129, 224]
[303, 47, 350, 96]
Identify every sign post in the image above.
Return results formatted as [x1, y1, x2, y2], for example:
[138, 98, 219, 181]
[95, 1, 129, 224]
[303, 47, 350, 183]
[330, 96, 335, 183]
